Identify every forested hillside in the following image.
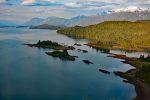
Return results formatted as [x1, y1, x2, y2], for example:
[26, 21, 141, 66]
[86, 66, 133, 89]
[57, 21, 150, 51]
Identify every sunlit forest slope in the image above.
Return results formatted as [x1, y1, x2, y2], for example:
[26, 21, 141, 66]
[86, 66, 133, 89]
[57, 21, 150, 51]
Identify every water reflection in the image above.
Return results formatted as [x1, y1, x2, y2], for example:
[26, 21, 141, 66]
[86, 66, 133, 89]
[0, 28, 136, 100]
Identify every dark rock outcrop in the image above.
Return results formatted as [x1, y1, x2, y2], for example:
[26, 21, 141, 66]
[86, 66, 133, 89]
[82, 60, 93, 64]
[99, 69, 110, 74]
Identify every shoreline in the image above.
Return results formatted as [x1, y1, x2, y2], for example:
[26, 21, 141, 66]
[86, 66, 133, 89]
[109, 53, 150, 100]
[114, 70, 150, 100]
[85, 42, 150, 99]
[24, 32, 150, 99]
[85, 43, 150, 53]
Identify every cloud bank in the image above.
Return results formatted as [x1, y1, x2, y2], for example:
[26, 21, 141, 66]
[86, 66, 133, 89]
[0, 0, 149, 22]
[0, 0, 149, 8]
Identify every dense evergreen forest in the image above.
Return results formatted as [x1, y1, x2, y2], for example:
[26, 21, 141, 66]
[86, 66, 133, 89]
[57, 21, 150, 51]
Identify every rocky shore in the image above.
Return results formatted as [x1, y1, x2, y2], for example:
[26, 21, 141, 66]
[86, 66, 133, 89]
[114, 71, 150, 100]
[110, 54, 150, 100]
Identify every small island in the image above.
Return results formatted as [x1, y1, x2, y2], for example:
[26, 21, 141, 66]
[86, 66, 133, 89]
[74, 43, 82, 46]
[77, 49, 88, 53]
[24, 40, 75, 50]
[99, 69, 110, 74]
[46, 50, 75, 61]
[82, 60, 93, 64]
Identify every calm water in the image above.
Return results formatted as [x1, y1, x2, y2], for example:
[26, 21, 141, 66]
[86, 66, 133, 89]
[0, 27, 137, 100]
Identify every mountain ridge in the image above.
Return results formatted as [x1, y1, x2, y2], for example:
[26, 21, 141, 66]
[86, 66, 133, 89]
[2, 8, 149, 27]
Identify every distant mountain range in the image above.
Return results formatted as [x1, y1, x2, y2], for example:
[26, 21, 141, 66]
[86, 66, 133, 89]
[22, 16, 88, 27]
[23, 8, 150, 27]
[1, 8, 150, 28]
[73, 11, 150, 26]
[23, 18, 45, 26]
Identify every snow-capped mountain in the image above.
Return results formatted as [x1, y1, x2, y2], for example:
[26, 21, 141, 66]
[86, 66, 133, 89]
[114, 7, 150, 13]
[69, 8, 150, 26]
[22, 7, 150, 27]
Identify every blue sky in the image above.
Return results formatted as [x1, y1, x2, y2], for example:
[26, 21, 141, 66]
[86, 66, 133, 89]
[0, 0, 149, 23]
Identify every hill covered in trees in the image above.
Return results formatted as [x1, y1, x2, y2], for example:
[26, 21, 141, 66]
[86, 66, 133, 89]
[57, 21, 150, 51]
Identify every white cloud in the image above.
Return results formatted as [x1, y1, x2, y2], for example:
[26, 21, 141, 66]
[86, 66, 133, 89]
[0, 0, 150, 22]
[21, 0, 35, 5]
[41, 0, 56, 3]
[79, 0, 125, 3]
[65, 2, 81, 8]
[114, 6, 137, 12]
